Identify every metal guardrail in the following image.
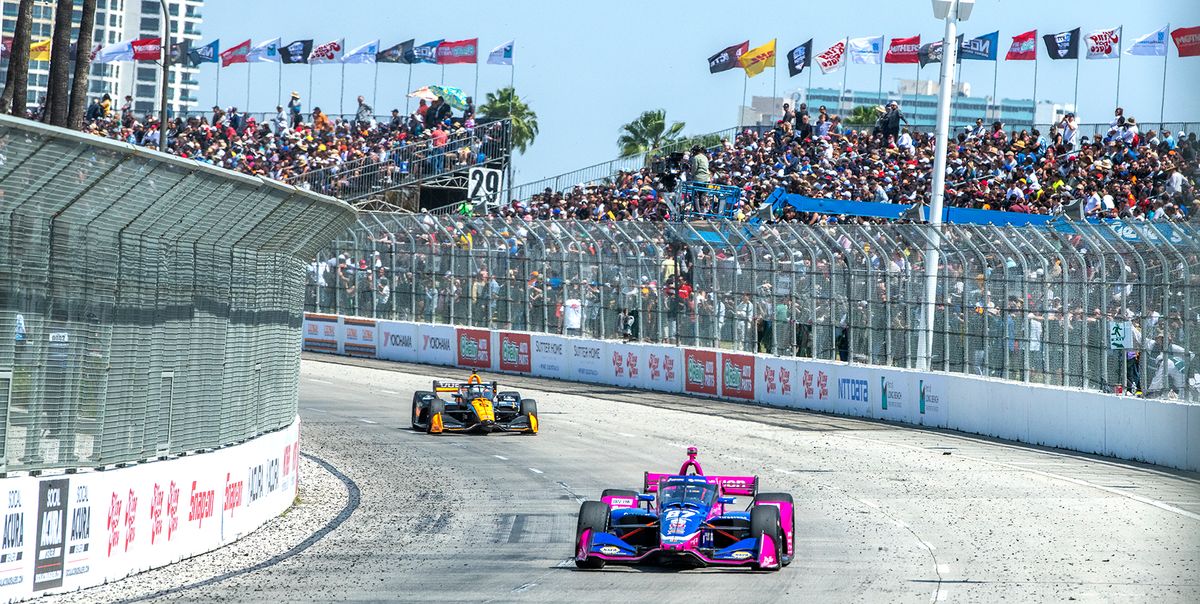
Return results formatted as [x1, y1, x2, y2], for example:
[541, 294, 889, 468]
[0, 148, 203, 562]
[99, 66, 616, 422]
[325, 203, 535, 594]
[316, 214, 1200, 402]
[0, 114, 357, 473]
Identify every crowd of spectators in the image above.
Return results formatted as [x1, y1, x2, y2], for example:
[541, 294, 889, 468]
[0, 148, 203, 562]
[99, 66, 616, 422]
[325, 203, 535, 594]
[496, 102, 1197, 224]
[69, 91, 504, 196]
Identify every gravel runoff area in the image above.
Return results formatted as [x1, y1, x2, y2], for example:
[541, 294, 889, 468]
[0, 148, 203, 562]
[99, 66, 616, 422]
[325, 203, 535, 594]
[40, 453, 351, 604]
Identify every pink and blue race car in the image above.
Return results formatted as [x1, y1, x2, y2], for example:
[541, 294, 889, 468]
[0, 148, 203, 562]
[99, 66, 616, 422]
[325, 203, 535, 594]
[574, 447, 795, 571]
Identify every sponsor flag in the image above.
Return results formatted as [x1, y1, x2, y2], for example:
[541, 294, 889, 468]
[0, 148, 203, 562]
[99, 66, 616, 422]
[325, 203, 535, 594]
[343, 39, 379, 64]
[280, 39, 312, 64]
[70, 41, 103, 62]
[247, 37, 280, 63]
[220, 39, 250, 66]
[961, 31, 998, 60]
[787, 39, 813, 76]
[95, 40, 134, 64]
[1125, 26, 1168, 56]
[1042, 28, 1080, 60]
[1085, 27, 1121, 59]
[29, 39, 50, 62]
[885, 35, 920, 64]
[168, 39, 190, 65]
[817, 38, 847, 74]
[377, 39, 414, 63]
[708, 40, 749, 73]
[918, 35, 963, 67]
[436, 38, 478, 64]
[488, 40, 514, 65]
[412, 39, 442, 64]
[737, 39, 776, 77]
[131, 37, 162, 61]
[189, 39, 219, 65]
[308, 39, 344, 64]
[1170, 26, 1200, 57]
[1006, 29, 1037, 60]
[847, 35, 883, 64]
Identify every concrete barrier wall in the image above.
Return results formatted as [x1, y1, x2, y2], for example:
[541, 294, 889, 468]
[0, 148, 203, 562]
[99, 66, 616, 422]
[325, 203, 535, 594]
[0, 418, 300, 602]
[305, 314, 1198, 472]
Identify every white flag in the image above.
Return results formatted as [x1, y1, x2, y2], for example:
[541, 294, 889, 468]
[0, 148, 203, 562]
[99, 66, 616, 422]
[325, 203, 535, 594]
[1125, 26, 1168, 56]
[1085, 26, 1121, 59]
[94, 40, 133, 64]
[342, 40, 379, 64]
[488, 40, 514, 65]
[308, 38, 344, 64]
[247, 37, 280, 63]
[847, 35, 884, 64]
[817, 39, 847, 74]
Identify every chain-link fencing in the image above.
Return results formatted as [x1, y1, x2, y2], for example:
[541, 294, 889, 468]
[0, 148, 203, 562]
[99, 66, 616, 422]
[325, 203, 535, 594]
[317, 214, 1200, 402]
[0, 115, 356, 474]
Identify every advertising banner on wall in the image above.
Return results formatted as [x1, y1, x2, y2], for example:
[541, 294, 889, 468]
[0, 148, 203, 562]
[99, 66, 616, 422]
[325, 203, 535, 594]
[567, 339, 607, 383]
[301, 313, 338, 354]
[683, 349, 718, 396]
[639, 345, 682, 392]
[916, 374, 948, 428]
[529, 334, 570, 381]
[497, 332, 532, 374]
[415, 324, 456, 366]
[798, 361, 834, 413]
[456, 328, 493, 369]
[756, 355, 798, 407]
[377, 320, 419, 362]
[833, 365, 873, 417]
[0, 419, 299, 602]
[607, 341, 643, 389]
[340, 317, 377, 358]
[877, 371, 916, 423]
[720, 353, 757, 400]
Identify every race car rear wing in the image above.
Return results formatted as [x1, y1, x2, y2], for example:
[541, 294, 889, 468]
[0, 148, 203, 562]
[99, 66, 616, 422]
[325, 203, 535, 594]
[432, 376, 499, 393]
[642, 472, 759, 497]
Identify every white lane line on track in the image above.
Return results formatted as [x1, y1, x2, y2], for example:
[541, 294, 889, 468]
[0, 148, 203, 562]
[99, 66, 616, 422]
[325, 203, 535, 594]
[306, 378, 333, 385]
[859, 499, 880, 509]
[617, 432, 637, 438]
[774, 468, 797, 475]
[528, 468, 544, 474]
[512, 583, 538, 593]
[358, 419, 377, 424]
[555, 559, 574, 568]
[304, 407, 328, 413]
[493, 455, 509, 460]
[381, 389, 399, 395]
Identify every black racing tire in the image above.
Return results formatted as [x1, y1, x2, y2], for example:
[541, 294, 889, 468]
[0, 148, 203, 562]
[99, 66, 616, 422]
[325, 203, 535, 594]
[575, 500, 609, 569]
[601, 489, 639, 503]
[749, 505, 783, 572]
[425, 399, 445, 435]
[754, 493, 794, 566]
[411, 391, 434, 430]
[520, 398, 538, 435]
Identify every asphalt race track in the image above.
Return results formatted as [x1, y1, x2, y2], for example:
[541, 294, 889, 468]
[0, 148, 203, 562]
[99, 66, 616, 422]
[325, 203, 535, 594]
[170, 355, 1200, 603]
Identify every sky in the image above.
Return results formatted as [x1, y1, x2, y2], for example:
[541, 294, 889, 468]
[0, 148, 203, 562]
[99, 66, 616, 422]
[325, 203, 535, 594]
[198, 0, 1200, 186]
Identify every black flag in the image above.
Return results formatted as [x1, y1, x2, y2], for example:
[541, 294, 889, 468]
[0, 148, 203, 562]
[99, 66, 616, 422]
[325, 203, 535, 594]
[708, 41, 749, 74]
[917, 35, 964, 67]
[1042, 28, 1080, 60]
[169, 39, 191, 66]
[280, 39, 313, 64]
[787, 39, 813, 76]
[378, 39, 415, 64]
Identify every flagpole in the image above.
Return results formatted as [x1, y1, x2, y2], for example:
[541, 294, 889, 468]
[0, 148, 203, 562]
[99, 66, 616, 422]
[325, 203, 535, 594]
[307, 64, 313, 110]
[1160, 23, 1169, 126]
[507, 62, 515, 205]
[914, 62, 919, 110]
[740, 71, 747, 128]
[1072, 53, 1080, 117]
[1115, 28, 1123, 110]
[1032, 44, 1038, 124]
[372, 61, 379, 112]
[840, 60, 848, 116]
[474, 60, 479, 106]
[405, 63, 413, 115]
[877, 60, 883, 103]
[246, 62, 251, 111]
[339, 62, 345, 116]
[441, 64, 445, 85]
[276, 62, 282, 108]
[216, 65, 221, 109]
[772, 40, 778, 116]
[991, 59, 998, 121]
[807, 62, 813, 104]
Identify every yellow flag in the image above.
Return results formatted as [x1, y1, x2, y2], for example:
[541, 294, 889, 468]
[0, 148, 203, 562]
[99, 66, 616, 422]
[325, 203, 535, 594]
[29, 39, 51, 62]
[737, 39, 776, 78]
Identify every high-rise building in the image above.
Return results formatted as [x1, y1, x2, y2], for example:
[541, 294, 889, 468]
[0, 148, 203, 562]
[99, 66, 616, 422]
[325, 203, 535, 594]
[0, 0, 202, 115]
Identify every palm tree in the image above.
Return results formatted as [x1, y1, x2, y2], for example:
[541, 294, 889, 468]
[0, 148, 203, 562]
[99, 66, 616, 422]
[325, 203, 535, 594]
[45, 0, 76, 125]
[479, 87, 539, 154]
[67, 0, 98, 129]
[0, 0, 36, 116]
[617, 109, 685, 159]
[845, 105, 881, 127]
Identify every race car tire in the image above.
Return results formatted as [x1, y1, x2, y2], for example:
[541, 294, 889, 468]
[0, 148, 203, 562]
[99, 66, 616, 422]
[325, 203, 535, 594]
[425, 399, 445, 435]
[750, 505, 783, 572]
[575, 500, 609, 569]
[411, 391, 435, 430]
[754, 493, 794, 566]
[519, 398, 538, 435]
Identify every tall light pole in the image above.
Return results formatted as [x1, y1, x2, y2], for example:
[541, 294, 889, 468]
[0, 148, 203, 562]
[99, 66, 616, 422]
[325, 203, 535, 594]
[918, 0, 973, 371]
[158, 0, 171, 153]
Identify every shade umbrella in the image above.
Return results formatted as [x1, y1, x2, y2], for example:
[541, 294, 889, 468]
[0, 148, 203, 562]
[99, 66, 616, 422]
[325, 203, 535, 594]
[428, 85, 468, 110]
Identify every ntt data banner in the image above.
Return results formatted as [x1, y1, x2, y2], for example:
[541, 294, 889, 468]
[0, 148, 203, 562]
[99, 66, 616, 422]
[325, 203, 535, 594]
[0, 418, 299, 601]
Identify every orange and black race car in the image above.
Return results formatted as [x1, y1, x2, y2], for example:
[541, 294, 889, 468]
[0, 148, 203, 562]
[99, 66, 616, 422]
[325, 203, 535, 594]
[410, 373, 539, 435]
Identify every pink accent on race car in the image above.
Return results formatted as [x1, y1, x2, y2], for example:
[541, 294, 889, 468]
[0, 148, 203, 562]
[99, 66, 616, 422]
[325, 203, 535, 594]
[756, 499, 795, 559]
[758, 531, 779, 569]
[679, 447, 704, 475]
[576, 528, 591, 561]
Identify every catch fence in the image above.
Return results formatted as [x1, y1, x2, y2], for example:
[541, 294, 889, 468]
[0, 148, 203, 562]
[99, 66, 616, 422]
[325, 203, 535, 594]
[318, 214, 1200, 402]
[0, 114, 356, 474]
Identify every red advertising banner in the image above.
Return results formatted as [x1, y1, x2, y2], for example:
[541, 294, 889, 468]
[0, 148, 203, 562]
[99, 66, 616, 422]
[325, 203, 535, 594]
[131, 37, 162, 61]
[220, 39, 250, 66]
[885, 35, 920, 64]
[1171, 26, 1200, 57]
[437, 38, 478, 64]
[683, 349, 718, 396]
[1006, 30, 1038, 60]
[720, 353, 756, 399]
[498, 332, 531, 373]
[342, 317, 376, 358]
[456, 327, 491, 369]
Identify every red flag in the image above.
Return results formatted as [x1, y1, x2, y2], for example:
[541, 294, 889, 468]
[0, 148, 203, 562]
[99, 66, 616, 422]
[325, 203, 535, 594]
[436, 38, 478, 64]
[220, 39, 251, 67]
[131, 37, 162, 61]
[1006, 29, 1038, 60]
[1171, 26, 1200, 57]
[885, 36, 920, 63]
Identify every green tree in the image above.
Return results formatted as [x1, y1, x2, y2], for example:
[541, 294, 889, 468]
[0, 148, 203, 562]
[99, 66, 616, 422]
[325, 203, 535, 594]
[479, 86, 539, 154]
[617, 109, 685, 159]
[845, 105, 881, 126]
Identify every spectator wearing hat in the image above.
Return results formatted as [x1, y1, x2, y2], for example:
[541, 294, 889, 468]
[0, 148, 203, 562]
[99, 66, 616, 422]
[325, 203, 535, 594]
[288, 92, 303, 128]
